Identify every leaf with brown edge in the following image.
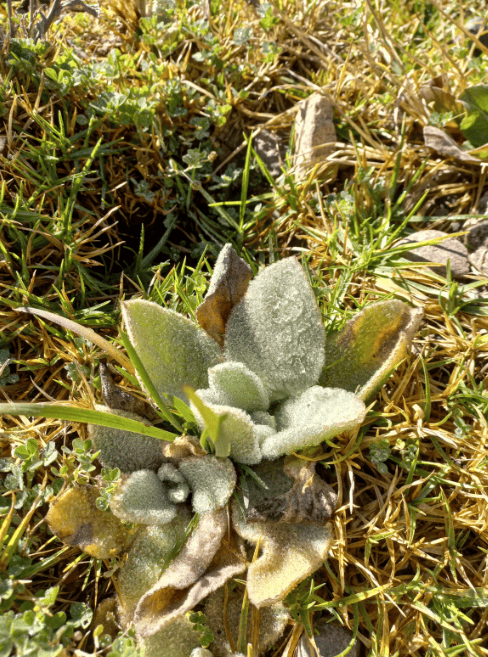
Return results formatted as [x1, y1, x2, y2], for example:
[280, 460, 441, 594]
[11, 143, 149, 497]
[134, 509, 246, 637]
[246, 457, 337, 524]
[319, 300, 423, 402]
[46, 486, 129, 559]
[232, 499, 333, 608]
[196, 244, 253, 347]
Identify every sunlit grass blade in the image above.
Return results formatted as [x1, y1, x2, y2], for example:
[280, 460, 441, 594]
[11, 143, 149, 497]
[16, 306, 134, 374]
[0, 403, 177, 441]
[119, 329, 183, 433]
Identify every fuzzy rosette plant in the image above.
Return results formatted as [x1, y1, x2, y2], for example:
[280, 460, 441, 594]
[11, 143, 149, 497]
[44, 244, 423, 657]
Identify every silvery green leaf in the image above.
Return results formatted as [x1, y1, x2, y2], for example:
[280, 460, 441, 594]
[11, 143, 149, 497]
[122, 300, 221, 403]
[224, 258, 325, 402]
[89, 404, 165, 473]
[179, 455, 236, 514]
[320, 300, 423, 401]
[250, 410, 276, 430]
[260, 386, 366, 459]
[111, 470, 177, 526]
[193, 396, 263, 464]
[207, 362, 269, 412]
[142, 617, 203, 657]
[117, 510, 190, 626]
[157, 463, 191, 504]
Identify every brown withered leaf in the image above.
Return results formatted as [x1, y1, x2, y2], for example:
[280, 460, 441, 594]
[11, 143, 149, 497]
[246, 457, 337, 524]
[196, 244, 252, 347]
[46, 485, 129, 559]
[423, 126, 480, 164]
[100, 361, 158, 420]
[134, 509, 246, 637]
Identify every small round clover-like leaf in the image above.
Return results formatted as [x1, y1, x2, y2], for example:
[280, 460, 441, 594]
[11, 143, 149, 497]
[232, 500, 333, 607]
[46, 485, 128, 560]
[260, 386, 366, 460]
[111, 470, 178, 526]
[122, 300, 221, 403]
[224, 258, 325, 402]
[178, 455, 236, 514]
[89, 404, 165, 473]
[320, 299, 423, 402]
[207, 362, 269, 412]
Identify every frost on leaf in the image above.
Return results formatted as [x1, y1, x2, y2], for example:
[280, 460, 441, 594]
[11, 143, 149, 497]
[196, 243, 253, 347]
[232, 499, 333, 607]
[320, 300, 423, 402]
[111, 470, 178, 526]
[206, 362, 269, 412]
[246, 457, 337, 524]
[191, 394, 262, 464]
[122, 300, 221, 402]
[224, 258, 325, 402]
[117, 510, 190, 626]
[134, 508, 247, 637]
[178, 456, 236, 514]
[260, 386, 366, 459]
[46, 486, 128, 559]
[204, 585, 290, 657]
[88, 404, 165, 473]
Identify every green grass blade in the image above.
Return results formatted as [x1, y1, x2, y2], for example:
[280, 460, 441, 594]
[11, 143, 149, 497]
[119, 330, 183, 433]
[0, 403, 177, 441]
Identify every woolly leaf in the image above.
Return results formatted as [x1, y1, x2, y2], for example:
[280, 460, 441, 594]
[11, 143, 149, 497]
[260, 386, 366, 459]
[117, 510, 190, 626]
[207, 362, 269, 412]
[191, 393, 263, 464]
[196, 243, 253, 346]
[89, 404, 165, 473]
[111, 470, 178, 526]
[46, 486, 128, 559]
[179, 456, 236, 514]
[122, 300, 221, 403]
[224, 258, 325, 402]
[134, 508, 246, 636]
[158, 463, 191, 504]
[142, 617, 202, 657]
[320, 300, 423, 401]
[232, 500, 333, 607]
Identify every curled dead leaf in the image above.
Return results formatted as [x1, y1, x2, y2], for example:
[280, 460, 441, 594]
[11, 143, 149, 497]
[134, 508, 247, 636]
[196, 244, 253, 347]
[423, 126, 480, 164]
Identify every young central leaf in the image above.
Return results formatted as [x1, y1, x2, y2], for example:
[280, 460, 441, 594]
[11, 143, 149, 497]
[224, 258, 325, 402]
